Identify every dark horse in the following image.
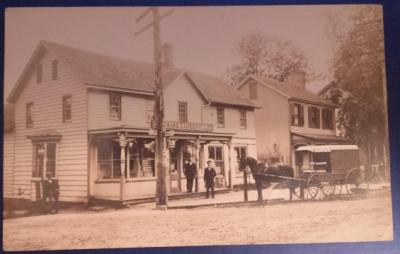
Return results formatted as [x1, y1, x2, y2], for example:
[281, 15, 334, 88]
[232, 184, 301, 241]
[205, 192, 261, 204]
[239, 156, 295, 202]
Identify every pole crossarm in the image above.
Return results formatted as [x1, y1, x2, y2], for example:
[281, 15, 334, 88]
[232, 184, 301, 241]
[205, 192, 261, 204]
[134, 9, 175, 37]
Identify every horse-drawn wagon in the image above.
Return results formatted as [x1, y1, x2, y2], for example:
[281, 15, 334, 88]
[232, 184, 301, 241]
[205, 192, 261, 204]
[239, 144, 369, 202]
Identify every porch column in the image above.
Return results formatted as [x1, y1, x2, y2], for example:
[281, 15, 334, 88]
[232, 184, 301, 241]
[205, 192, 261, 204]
[197, 140, 205, 192]
[118, 133, 127, 201]
[227, 139, 233, 189]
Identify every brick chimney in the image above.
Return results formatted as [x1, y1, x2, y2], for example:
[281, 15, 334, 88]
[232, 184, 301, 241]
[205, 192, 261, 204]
[162, 43, 174, 69]
[288, 71, 306, 89]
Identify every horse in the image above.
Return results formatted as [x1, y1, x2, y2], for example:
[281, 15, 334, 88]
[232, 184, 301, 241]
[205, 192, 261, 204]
[239, 156, 296, 202]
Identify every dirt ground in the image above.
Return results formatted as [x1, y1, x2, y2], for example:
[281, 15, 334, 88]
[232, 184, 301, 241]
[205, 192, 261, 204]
[3, 193, 393, 251]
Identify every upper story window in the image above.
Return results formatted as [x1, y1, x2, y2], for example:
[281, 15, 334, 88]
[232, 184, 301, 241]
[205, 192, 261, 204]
[62, 95, 72, 122]
[322, 108, 334, 129]
[52, 60, 59, 80]
[217, 107, 225, 128]
[26, 102, 34, 128]
[249, 82, 258, 99]
[291, 103, 304, 127]
[239, 110, 247, 129]
[109, 94, 121, 120]
[178, 101, 188, 123]
[36, 64, 43, 84]
[308, 106, 321, 128]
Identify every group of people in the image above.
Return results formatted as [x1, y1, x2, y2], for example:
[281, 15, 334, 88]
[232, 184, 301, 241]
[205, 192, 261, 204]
[184, 159, 217, 199]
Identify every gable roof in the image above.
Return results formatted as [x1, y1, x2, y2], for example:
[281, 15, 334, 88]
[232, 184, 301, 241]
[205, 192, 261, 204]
[238, 75, 335, 107]
[8, 41, 255, 108]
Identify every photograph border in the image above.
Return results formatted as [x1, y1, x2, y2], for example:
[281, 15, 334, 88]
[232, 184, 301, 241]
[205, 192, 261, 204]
[0, 0, 399, 253]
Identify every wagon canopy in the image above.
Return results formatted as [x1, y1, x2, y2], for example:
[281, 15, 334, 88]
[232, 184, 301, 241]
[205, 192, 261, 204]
[295, 145, 359, 153]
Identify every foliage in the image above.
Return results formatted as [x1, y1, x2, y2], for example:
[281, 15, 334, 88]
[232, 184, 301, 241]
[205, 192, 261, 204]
[226, 33, 309, 85]
[327, 6, 386, 161]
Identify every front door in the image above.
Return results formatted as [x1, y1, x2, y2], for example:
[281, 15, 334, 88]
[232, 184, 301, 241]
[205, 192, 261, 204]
[169, 146, 180, 193]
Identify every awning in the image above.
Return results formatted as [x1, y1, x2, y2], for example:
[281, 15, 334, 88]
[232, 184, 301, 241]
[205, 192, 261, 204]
[291, 132, 352, 143]
[296, 145, 359, 153]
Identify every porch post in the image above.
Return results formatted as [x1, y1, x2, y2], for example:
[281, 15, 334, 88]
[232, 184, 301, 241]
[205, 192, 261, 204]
[195, 139, 201, 193]
[227, 139, 233, 189]
[118, 133, 127, 201]
[198, 141, 205, 192]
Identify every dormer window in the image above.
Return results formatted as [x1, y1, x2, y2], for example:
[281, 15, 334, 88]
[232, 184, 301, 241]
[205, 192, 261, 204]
[52, 60, 59, 80]
[36, 64, 42, 84]
[109, 94, 121, 120]
[308, 106, 321, 128]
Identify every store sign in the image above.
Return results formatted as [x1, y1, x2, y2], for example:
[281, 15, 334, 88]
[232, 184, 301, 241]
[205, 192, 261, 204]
[164, 121, 213, 132]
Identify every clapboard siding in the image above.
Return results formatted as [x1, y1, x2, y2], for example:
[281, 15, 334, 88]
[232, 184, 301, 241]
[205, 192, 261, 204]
[12, 50, 88, 202]
[88, 90, 149, 130]
[3, 132, 15, 198]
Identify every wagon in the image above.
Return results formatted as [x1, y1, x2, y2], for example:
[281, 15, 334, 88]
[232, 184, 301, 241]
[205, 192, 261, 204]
[291, 144, 369, 200]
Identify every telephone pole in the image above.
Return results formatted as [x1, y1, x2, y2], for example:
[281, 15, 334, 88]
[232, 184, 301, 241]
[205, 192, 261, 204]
[135, 7, 174, 209]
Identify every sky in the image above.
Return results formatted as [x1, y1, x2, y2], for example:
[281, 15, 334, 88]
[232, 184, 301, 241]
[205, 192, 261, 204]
[4, 5, 361, 101]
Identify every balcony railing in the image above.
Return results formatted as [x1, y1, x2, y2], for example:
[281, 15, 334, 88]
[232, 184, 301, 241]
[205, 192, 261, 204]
[152, 120, 213, 132]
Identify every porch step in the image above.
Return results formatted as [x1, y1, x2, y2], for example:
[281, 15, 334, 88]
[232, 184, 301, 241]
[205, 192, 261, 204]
[89, 188, 232, 208]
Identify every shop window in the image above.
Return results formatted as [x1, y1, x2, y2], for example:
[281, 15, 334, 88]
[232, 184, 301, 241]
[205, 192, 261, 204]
[234, 146, 247, 174]
[97, 140, 121, 179]
[208, 146, 224, 175]
[32, 142, 56, 178]
[308, 106, 321, 128]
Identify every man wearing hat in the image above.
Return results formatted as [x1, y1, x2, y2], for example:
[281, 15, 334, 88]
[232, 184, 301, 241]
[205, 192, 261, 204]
[204, 160, 217, 198]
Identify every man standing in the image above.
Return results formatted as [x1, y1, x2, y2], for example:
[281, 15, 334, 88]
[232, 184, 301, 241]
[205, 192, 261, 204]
[204, 160, 217, 198]
[184, 159, 197, 192]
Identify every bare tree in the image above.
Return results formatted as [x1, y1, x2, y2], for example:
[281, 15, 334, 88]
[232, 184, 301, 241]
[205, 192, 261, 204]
[226, 33, 309, 85]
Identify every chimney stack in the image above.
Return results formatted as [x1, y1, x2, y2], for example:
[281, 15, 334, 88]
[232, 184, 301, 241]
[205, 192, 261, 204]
[288, 71, 306, 89]
[162, 43, 174, 69]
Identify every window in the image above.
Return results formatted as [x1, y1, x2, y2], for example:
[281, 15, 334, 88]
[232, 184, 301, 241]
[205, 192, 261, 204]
[322, 108, 334, 129]
[97, 140, 121, 179]
[62, 95, 72, 122]
[208, 146, 224, 175]
[127, 141, 155, 178]
[239, 110, 247, 129]
[216, 107, 225, 128]
[52, 60, 58, 80]
[308, 106, 321, 128]
[178, 101, 188, 123]
[36, 64, 42, 84]
[249, 82, 257, 99]
[26, 102, 34, 128]
[234, 146, 247, 173]
[109, 94, 121, 120]
[32, 142, 56, 178]
[291, 103, 304, 127]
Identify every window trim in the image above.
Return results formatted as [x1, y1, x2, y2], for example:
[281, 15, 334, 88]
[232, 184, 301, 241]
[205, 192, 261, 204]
[291, 103, 304, 127]
[239, 110, 247, 129]
[109, 94, 122, 120]
[26, 102, 34, 128]
[62, 95, 72, 123]
[322, 108, 334, 130]
[36, 64, 42, 84]
[308, 106, 321, 129]
[178, 101, 188, 123]
[216, 107, 225, 128]
[52, 60, 59, 80]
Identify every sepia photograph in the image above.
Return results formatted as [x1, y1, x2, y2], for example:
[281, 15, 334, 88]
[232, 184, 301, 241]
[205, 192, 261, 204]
[2, 4, 394, 251]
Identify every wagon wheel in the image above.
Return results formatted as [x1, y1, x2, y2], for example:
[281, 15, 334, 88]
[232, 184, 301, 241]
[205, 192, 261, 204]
[291, 179, 306, 200]
[305, 172, 321, 200]
[345, 168, 369, 196]
[319, 173, 336, 198]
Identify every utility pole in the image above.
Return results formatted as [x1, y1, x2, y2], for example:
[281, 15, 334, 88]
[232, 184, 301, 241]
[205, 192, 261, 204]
[135, 7, 174, 209]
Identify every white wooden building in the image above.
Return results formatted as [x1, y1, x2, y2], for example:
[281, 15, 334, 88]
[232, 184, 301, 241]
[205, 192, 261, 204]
[4, 41, 257, 203]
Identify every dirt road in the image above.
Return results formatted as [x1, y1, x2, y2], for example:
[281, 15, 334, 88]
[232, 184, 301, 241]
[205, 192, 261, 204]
[3, 194, 393, 251]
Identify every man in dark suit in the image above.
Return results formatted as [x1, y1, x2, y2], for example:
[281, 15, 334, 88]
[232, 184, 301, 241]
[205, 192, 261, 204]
[204, 160, 217, 198]
[184, 159, 197, 192]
